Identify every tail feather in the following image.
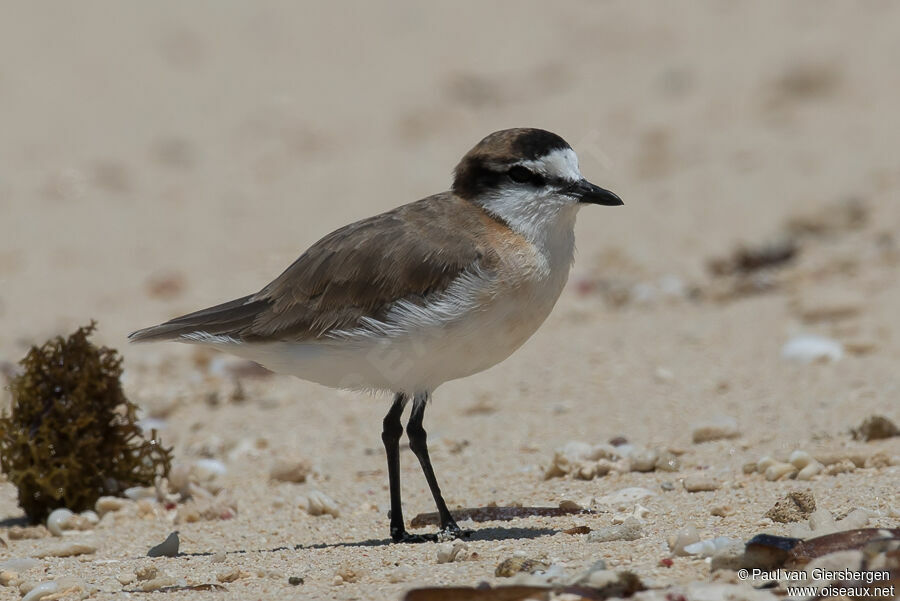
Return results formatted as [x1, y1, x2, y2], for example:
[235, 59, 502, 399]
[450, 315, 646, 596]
[129, 294, 269, 343]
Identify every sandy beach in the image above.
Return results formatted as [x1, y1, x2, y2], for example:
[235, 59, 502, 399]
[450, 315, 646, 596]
[1, 2, 899, 600]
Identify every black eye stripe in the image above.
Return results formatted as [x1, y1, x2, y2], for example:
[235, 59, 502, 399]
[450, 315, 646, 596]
[507, 166, 545, 187]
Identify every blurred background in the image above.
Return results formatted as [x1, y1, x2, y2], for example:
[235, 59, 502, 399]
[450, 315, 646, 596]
[1, 2, 899, 438]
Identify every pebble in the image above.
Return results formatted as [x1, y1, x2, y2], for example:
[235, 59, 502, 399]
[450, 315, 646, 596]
[34, 542, 96, 558]
[494, 557, 550, 578]
[1, 571, 19, 587]
[781, 334, 843, 363]
[691, 416, 740, 443]
[216, 567, 249, 583]
[270, 457, 313, 483]
[334, 564, 360, 583]
[436, 541, 470, 564]
[587, 517, 643, 542]
[668, 524, 700, 556]
[796, 460, 823, 480]
[824, 459, 856, 475]
[654, 451, 681, 472]
[683, 474, 719, 492]
[0, 558, 40, 573]
[297, 490, 340, 517]
[147, 531, 180, 557]
[211, 550, 227, 563]
[45, 508, 97, 536]
[788, 450, 813, 469]
[123, 486, 157, 501]
[764, 462, 797, 481]
[95, 496, 129, 516]
[755, 455, 776, 473]
[140, 576, 177, 592]
[628, 448, 658, 472]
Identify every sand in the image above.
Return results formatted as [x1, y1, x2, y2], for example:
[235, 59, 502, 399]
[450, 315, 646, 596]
[1, 2, 899, 600]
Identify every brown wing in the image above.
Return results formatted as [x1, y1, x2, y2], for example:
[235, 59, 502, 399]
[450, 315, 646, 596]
[130, 193, 498, 343]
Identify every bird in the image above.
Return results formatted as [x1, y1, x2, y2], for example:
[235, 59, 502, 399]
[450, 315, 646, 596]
[130, 128, 623, 543]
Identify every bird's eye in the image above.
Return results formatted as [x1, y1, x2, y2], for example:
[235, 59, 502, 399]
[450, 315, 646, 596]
[507, 166, 535, 184]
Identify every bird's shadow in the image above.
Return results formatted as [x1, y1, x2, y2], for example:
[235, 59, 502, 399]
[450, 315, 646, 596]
[177, 525, 557, 557]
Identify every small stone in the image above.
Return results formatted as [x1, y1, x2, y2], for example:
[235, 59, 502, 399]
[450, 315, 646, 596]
[837, 508, 870, 530]
[95, 496, 128, 517]
[34, 542, 96, 558]
[147, 531, 179, 557]
[742, 462, 758, 474]
[558, 499, 583, 512]
[710, 505, 733, 517]
[788, 450, 813, 469]
[824, 459, 856, 475]
[654, 451, 681, 472]
[134, 565, 159, 581]
[691, 416, 740, 443]
[216, 568, 247, 583]
[807, 508, 837, 534]
[436, 541, 470, 564]
[587, 517, 643, 542]
[765, 490, 816, 523]
[494, 557, 550, 578]
[297, 490, 340, 517]
[851, 415, 900, 441]
[781, 335, 843, 363]
[211, 550, 227, 563]
[683, 474, 719, 492]
[1, 571, 19, 587]
[669, 524, 700, 556]
[140, 577, 176, 592]
[796, 460, 823, 480]
[116, 572, 135, 586]
[628, 449, 659, 472]
[269, 457, 313, 483]
[756, 455, 776, 472]
[660, 481, 675, 491]
[288, 576, 304, 586]
[764, 462, 798, 481]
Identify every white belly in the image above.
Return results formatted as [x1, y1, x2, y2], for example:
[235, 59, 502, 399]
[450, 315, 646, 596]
[220, 270, 566, 392]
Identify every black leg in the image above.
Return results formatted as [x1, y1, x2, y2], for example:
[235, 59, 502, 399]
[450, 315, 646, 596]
[382, 393, 414, 543]
[407, 392, 471, 541]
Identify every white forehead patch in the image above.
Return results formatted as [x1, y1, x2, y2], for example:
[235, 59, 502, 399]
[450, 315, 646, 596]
[520, 147, 582, 182]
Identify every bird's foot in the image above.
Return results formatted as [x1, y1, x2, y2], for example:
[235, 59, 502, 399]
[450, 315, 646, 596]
[391, 525, 473, 544]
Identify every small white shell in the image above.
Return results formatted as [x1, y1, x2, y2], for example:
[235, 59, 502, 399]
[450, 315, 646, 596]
[22, 581, 59, 601]
[46, 509, 74, 537]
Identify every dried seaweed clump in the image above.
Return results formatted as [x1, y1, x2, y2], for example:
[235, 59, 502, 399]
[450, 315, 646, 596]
[0, 322, 171, 522]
